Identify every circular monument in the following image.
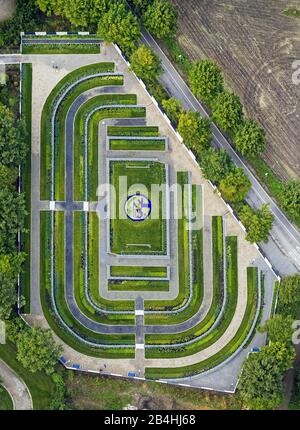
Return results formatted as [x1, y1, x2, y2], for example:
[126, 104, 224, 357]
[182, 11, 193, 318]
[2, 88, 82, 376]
[124, 193, 152, 222]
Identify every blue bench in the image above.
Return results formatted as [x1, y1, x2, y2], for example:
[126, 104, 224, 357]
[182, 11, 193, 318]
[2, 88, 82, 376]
[127, 372, 137, 377]
[72, 363, 81, 369]
[59, 356, 68, 365]
[252, 347, 260, 353]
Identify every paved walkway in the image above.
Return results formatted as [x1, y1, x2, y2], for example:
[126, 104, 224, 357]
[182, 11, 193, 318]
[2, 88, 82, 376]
[0, 360, 32, 410]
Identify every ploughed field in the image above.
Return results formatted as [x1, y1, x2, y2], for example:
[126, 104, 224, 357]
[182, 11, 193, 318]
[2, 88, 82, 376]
[173, 0, 300, 180]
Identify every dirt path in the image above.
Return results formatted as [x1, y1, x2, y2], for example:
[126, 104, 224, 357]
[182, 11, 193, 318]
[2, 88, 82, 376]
[0, 0, 16, 20]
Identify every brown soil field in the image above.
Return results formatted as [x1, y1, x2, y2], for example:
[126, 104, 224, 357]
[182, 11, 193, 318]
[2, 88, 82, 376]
[173, 0, 300, 180]
[0, 0, 16, 21]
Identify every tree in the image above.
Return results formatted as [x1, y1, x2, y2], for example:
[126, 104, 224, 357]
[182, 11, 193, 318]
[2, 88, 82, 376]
[142, 0, 178, 39]
[219, 167, 251, 203]
[277, 274, 300, 318]
[279, 180, 300, 218]
[64, 0, 93, 27]
[238, 342, 295, 410]
[199, 148, 232, 184]
[0, 253, 25, 320]
[130, 44, 162, 82]
[97, 2, 140, 54]
[189, 60, 224, 105]
[0, 188, 27, 253]
[239, 203, 274, 243]
[161, 97, 183, 126]
[132, 0, 153, 14]
[16, 327, 62, 375]
[178, 110, 212, 153]
[0, 164, 18, 190]
[212, 91, 244, 134]
[234, 119, 265, 157]
[0, 103, 28, 166]
[259, 314, 294, 344]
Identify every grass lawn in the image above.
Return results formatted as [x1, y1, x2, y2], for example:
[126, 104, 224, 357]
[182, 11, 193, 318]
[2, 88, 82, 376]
[108, 280, 169, 292]
[107, 125, 159, 137]
[20, 63, 32, 313]
[110, 266, 168, 278]
[0, 385, 13, 410]
[110, 160, 167, 255]
[109, 138, 166, 151]
[0, 342, 55, 410]
[40, 212, 135, 358]
[22, 43, 100, 55]
[40, 62, 115, 200]
[73, 212, 134, 325]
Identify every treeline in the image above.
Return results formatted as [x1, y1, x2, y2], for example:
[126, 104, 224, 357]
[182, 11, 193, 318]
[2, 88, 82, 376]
[238, 273, 300, 409]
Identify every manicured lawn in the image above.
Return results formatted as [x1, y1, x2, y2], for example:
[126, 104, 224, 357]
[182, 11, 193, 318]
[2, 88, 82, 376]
[110, 160, 167, 255]
[110, 266, 168, 278]
[109, 138, 166, 151]
[0, 342, 55, 410]
[87, 212, 135, 313]
[144, 172, 197, 324]
[20, 63, 32, 313]
[0, 385, 13, 410]
[40, 212, 135, 358]
[108, 280, 169, 292]
[22, 43, 100, 54]
[73, 212, 134, 325]
[107, 125, 159, 137]
[145, 266, 259, 379]
[40, 62, 115, 200]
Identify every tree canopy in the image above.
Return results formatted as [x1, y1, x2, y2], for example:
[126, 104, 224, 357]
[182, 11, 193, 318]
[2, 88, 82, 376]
[178, 110, 212, 153]
[219, 167, 251, 203]
[259, 314, 294, 345]
[142, 0, 178, 39]
[189, 60, 224, 105]
[0, 253, 25, 320]
[239, 203, 274, 243]
[212, 91, 244, 134]
[97, 2, 140, 54]
[130, 44, 162, 82]
[277, 274, 300, 318]
[234, 119, 266, 157]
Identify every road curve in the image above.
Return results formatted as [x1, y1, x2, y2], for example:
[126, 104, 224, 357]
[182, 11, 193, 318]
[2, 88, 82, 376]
[0, 359, 32, 410]
[141, 30, 300, 276]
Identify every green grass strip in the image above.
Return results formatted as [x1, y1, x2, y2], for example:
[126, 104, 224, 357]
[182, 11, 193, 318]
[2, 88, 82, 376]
[109, 138, 165, 151]
[20, 63, 32, 313]
[110, 266, 168, 278]
[108, 280, 169, 292]
[144, 172, 196, 323]
[107, 125, 159, 137]
[87, 212, 135, 312]
[40, 211, 135, 358]
[145, 266, 259, 378]
[40, 62, 115, 200]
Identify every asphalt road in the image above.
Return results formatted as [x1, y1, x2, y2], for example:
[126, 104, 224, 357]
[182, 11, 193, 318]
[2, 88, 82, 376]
[141, 30, 300, 276]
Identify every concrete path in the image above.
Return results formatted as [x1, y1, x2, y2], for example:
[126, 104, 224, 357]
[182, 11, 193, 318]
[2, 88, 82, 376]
[0, 360, 32, 410]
